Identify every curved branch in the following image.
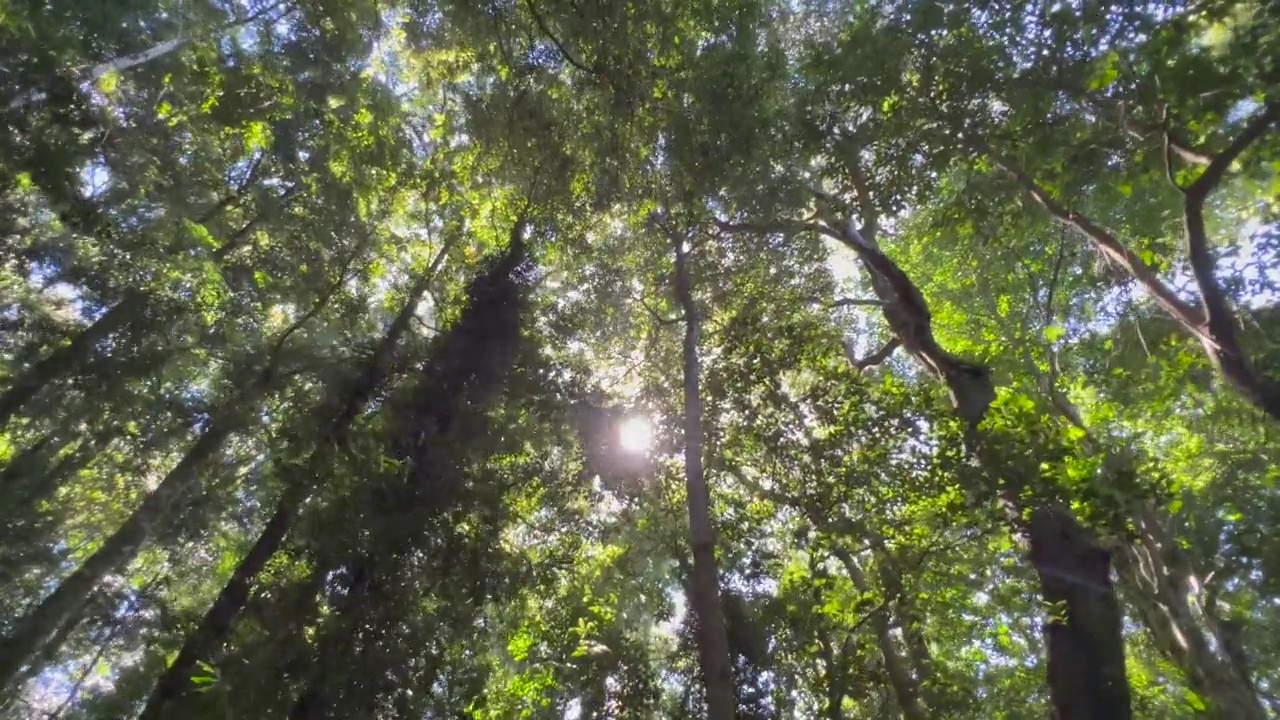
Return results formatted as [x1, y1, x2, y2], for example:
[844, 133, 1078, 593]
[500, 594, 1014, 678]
[523, 0, 597, 75]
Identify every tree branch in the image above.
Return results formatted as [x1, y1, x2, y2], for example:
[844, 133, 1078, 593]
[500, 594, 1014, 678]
[853, 338, 900, 371]
[523, 0, 597, 75]
[831, 298, 886, 308]
[1186, 101, 1279, 204]
[977, 141, 1207, 331]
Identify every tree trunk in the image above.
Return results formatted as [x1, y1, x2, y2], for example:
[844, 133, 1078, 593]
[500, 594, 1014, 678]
[1026, 505, 1130, 720]
[137, 260, 448, 719]
[0, 407, 248, 690]
[833, 548, 929, 720]
[1113, 505, 1266, 720]
[0, 291, 142, 430]
[137, 485, 302, 720]
[808, 207, 1131, 719]
[672, 236, 736, 720]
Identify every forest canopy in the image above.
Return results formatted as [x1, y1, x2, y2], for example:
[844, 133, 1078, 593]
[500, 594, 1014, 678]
[1, 0, 1278, 718]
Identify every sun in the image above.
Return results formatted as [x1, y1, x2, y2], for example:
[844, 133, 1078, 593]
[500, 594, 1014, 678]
[618, 416, 654, 453]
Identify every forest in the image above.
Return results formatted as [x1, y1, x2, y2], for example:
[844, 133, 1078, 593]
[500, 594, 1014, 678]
[0, 0, 1278, 717]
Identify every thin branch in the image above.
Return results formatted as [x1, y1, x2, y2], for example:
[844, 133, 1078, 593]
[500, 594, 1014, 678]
[9, 1, 294, 110]
[831, 298, 887, 309]
[1043, 229, 1068, 327]
[1162, 113, 1187, 195]
[713, 218, 818, 237]
[1074, 93, 1215, 165]
[639, 297, 684, 326]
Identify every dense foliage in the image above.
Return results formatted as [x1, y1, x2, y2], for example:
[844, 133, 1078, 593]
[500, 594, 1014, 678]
[1, 0, 1277, 718]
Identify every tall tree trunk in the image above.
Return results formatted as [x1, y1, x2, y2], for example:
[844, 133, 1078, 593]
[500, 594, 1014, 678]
[832, 547, 929, 720]
[0, 292, 142, 430]
[799, 197, 1131, 719]
[137, 261, 447, 720]
[285, 227, 523, 718]
[0, 190, 267, 432]
[671, 235, 736, 720]
[1113, 504, 1266, 719]
[0, 404, 251, 690]
[1025, 504, 1131, 719]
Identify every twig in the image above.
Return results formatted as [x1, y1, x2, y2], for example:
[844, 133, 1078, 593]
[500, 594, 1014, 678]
[1185, 101, 1279, 203]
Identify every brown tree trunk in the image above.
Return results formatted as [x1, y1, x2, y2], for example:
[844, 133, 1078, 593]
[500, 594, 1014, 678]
[1113, 505, 1266, 720]
[138, 258, 449, 719]
[1025, 505, 1130, 720]
[800, 202, 1132, 719]
[672, 235, 736, 720]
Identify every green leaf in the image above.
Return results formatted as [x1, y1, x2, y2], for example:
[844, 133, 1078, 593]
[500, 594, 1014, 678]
[1087, 50, 1121, 90]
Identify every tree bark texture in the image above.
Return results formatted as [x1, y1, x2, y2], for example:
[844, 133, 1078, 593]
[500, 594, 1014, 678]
[1112, 505, 1266, 720]
[672, 237, 736, 720]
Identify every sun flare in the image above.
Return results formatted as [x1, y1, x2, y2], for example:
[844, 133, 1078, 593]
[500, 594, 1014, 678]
[618, 416, 654, 453]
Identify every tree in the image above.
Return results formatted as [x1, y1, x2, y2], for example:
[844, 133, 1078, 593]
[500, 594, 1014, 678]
[2, 0, 1278, 717]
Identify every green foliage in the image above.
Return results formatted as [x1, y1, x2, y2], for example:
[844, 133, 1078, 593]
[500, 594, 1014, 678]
[0, 0, 1276, 718]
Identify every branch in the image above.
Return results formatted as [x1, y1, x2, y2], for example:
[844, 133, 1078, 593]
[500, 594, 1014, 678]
[8, 1, 294, 110]
[1162, 118, 1186, 195]
[640, 297, 683, 326]
[978, 141, 1206, 330]
[1186, 101, 1279, 204]
[853, 338, 900, 371]
[833, 135, 880, 241]
[713, 218, 818, 237]
[523, 0, 597, 75]
[1075, 93, 1215, 165]
[831, 298, 886, 308]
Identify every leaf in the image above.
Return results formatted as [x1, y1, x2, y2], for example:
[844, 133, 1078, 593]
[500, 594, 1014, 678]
[1087, 50, 1121, 90]
[96, 69, 120, 95]
[1044, 325, 1066, 343]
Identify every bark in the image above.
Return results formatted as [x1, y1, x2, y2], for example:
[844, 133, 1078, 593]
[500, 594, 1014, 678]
[818, 633, 847, 720]
[806, 202, 1131, 719]
[1113, 505, 1266, 719]
[1027, 504, 1131, 719]
[672, 235, 736, 720]
[833, 547, 928, 720]
[137, 261, 446, 719]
